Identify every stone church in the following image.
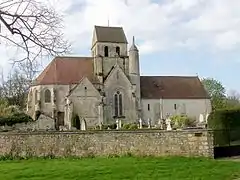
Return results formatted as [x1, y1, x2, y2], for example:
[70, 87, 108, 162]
[26, 25, 211, 130]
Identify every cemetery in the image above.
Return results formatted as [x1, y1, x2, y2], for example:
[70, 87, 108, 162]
[1, 0, 240, 179]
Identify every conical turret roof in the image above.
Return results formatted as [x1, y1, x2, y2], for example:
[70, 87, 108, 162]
[129, 36, 138, 51]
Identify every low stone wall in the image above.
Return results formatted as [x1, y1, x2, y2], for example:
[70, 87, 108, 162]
[0, 129, 214, 158]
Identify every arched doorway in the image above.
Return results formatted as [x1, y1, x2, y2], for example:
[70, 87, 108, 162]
[75, 116, 80, 130]
[72, 115, 87, 130]
[72, 114, 80, 130]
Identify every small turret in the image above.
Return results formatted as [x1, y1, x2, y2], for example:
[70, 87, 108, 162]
[129, 36, 138, 52]
[129, 36, 139, 76]
[129, 36, 141, 118]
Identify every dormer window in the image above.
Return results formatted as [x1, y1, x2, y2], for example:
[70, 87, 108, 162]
[104, 46, 109, 57]
[116, 46, 120, 56]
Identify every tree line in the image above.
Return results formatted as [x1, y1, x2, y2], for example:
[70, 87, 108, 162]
[201, 78, 240, 110]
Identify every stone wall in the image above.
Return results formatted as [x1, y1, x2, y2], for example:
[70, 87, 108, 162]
[0, 129, 213, 158]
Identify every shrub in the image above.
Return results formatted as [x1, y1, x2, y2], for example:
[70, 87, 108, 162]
[122, 123, 138, 130]
[208, 108, 240, 146]
[170, 115, 196, 129]
[207, 108, 240, 130]
[122, 123, 131, 130]
[0, 112, 33, 126]
[129, 123, 138, 130]
[109, 123, 117, 129]
[185, 117, 197, 127]
[0, 99, 22, 118]
[102, 124, 109, 130]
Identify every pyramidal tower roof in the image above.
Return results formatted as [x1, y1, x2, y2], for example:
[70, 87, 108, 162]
[94, 26, 128, 43]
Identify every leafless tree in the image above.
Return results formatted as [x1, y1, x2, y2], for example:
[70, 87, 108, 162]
[226, 89, 240, 108]
[0, 0, 70, 64]
[0, 68, 29, 109]
[17, 60, 41, 82]
[228, 90, 240, 99]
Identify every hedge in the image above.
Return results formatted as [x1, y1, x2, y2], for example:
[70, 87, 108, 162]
[208, 108, 240, 146]
[0, 113, 33, 126]
[208, 108, 240, 130]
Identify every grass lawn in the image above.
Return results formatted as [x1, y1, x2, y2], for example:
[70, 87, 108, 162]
[0, 156, 240, 180]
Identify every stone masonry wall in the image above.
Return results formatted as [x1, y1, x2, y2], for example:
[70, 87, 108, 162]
[0, 130, 214, 158]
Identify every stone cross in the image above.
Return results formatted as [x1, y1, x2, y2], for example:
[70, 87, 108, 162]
[100, 122, 103, 130]
[205, 113, 209, 123]
[139, 118, 143, 129]
[166, 118, 172, 131]
[147, 118, 151, 128]
[119, 119, 122, 129]
[157, 118, 163, 129]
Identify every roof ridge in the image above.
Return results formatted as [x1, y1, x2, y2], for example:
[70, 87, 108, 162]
[95, 25, 123, 29]
[140, 75, 198, 78]
[55, 56, 92, 59]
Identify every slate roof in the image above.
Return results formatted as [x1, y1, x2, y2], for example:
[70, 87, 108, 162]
[34, 57, 209, 99]
[140, 76, 209, 99]
[94, 26, 128, 43]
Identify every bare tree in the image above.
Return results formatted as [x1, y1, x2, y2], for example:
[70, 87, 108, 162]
[226, 89, 240, 108]
[227, 90, 240, 99]
[17, 60, 41, 82]
[0, 0, 70, 64]
[0, 68, 29, 109]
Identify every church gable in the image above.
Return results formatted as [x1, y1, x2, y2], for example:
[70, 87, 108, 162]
[69, 77, 101, 98]
[104, 65, 132, 89]
[103, 64, 137, 121]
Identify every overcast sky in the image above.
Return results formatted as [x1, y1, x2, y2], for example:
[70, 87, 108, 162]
[1, 0, 240, 92]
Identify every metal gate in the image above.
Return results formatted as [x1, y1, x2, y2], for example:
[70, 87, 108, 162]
[213, 128, 240, 158]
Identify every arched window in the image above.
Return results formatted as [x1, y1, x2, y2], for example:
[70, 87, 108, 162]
[104, 46, 109, 57]
[114, 91, 123, 117]
[116, 46, 120, 56]
[44, 89, 51, 103]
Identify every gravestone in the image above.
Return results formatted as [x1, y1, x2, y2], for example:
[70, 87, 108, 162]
[205, 113, 209, 123]
[116, 119, 119, 130]
[139, 118, 143, 129]
[147, 118, 151, 128]
[166, 118, 172, 131]
[199, 114, 204, 123]
[119, 119, 122, 129]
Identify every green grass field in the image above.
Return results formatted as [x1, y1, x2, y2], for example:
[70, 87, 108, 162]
[0, 157, 240, 180]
